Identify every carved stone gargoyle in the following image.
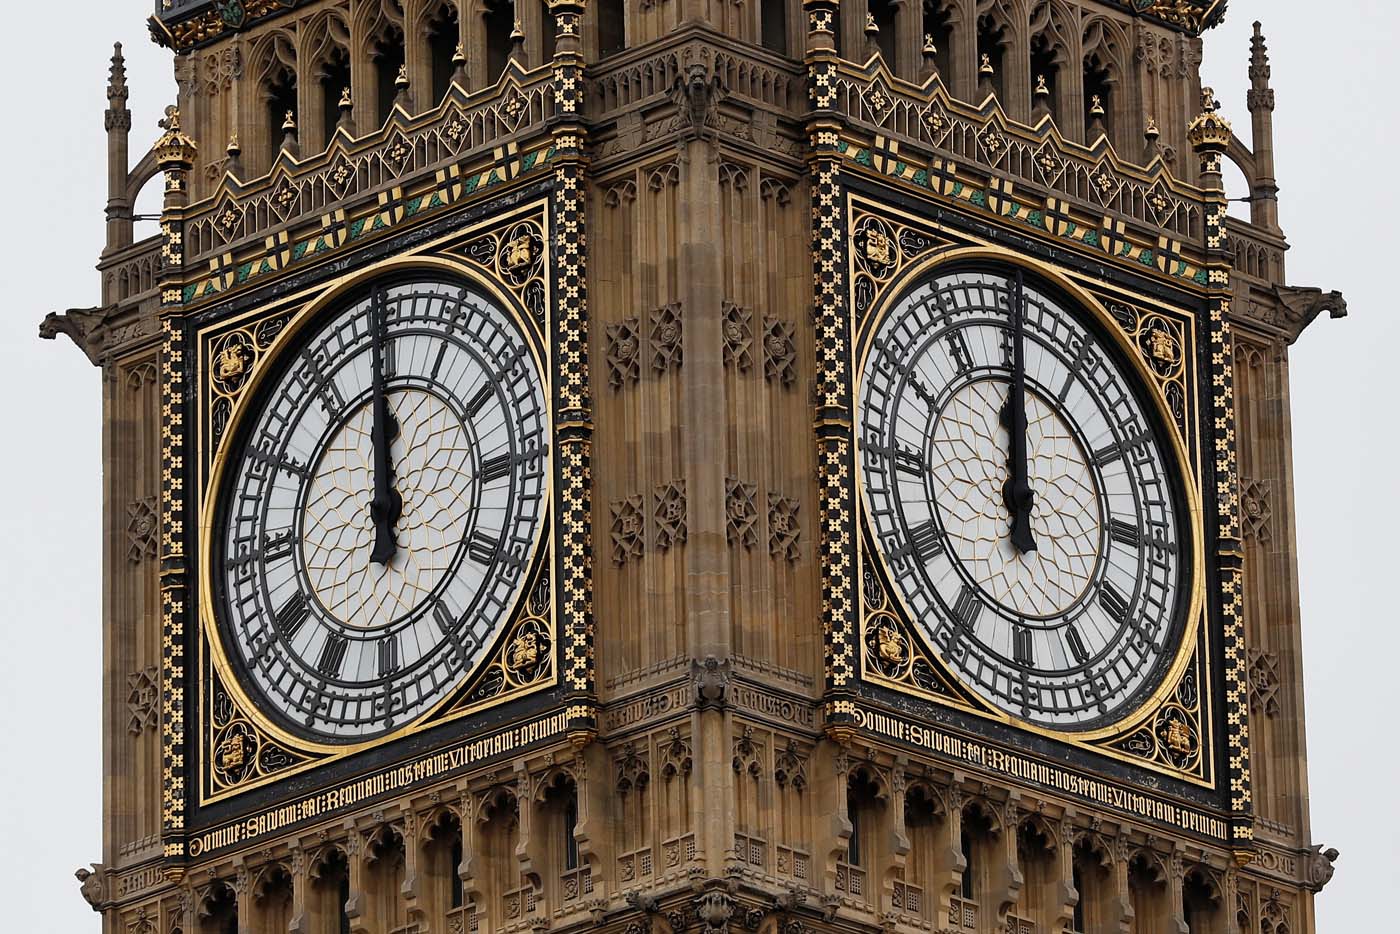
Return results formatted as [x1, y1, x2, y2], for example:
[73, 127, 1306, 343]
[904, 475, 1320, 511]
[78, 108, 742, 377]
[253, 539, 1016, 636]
[1273, 285, 1348, 343]
[1304, 844, 1339, 893]
[693, 656, 732, 710]
[75, 863, 106, 911]
[670, 63, 728, 141]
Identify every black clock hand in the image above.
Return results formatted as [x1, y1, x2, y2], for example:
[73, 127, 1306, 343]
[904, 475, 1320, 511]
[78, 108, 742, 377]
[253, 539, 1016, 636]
[369, 290, 403, 566]
[1001, 269, 1037, 554]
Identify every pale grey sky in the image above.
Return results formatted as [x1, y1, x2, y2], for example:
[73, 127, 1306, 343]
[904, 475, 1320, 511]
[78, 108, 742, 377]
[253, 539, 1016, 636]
[0, 1, 1389, 929]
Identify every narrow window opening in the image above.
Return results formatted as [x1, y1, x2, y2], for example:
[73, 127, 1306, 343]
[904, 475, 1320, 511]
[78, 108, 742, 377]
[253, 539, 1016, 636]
[451, 835, 465, 908]
[977, 16, 1006, 99]
[922, 1, 953, 78]
[338, 868, 351, 934]
[320, 46, 352, 142]
[485, 0, 514, 82]
[428, 5, 461, 103]
[1071, 861, 1085, 933]
[847, 802, 862, 866]
[869, 0, 897, 63]
[1029, 33, 1058, 119]
[1183, 869, 1220, 934]
[1084, 55, 1113, 140]
[540, 0, 558, 61]
[265, 68, 297, 164]
[959, 829, 974, 898]
[374, 27, 406, 121]
[564, 789, 580, 870]
[762, 0, 789, 55]
[598, 0, 626, 58]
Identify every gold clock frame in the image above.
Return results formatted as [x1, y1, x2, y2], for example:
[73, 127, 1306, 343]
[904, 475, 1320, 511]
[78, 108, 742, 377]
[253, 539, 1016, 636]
[850, 239, 1213, 785]
[192, 210, 563, 804]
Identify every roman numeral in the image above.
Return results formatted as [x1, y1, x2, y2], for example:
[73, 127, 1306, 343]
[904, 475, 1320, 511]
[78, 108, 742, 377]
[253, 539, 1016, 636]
[467, 382, 495, 420]
[1099, 581, 1130, 626]
[468, 530, 501, 566]
[1013, 626, 1034, 667]
[1109, 519, 1141, 548]
[430, 341, 450, 381]
[316, 633, 348, 678]
[377, 636, 399, 677]
[946, 329, 975, 374]
[247, 445, 308, 479]
[950, 584, 983, 631]
[383, 336, 398, 378]
[301, 348, 346, 415]
[479, 453, 514, 484]
[264, 530, 294, 562]
[275, 592, 309, 640]
[1093, 432, 1148, 467]
[1065, 624, 1089, 665]
[894, 445, 925, 478]
[433, 599, 457, 634]
[908, 519, 944, 563]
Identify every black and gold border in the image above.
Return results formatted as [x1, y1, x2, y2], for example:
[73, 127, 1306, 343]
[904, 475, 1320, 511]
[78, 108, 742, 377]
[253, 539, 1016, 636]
[813, 140, 1245, 824]
[173, 192, 593, 822]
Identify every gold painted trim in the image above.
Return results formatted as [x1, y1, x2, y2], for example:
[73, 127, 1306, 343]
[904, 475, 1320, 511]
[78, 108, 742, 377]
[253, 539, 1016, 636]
[197, 253, 556, 763]
[852, 245, 1208, 752]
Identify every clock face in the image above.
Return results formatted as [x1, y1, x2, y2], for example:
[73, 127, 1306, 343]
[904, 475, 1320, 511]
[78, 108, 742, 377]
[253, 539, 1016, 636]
[858, 267, 1188, 730]
[215, 278, 549, 743]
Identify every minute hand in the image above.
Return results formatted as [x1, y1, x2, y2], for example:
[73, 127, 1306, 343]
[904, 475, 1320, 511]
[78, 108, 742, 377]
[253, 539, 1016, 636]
[369, 291, 403, 566]
[1001, 271, 1037, 554]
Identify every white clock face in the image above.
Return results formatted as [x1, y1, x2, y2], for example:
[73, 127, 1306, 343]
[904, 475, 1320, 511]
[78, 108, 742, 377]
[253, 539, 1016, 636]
[858, 268, 1187, 729]
[216, 278, 548, 742]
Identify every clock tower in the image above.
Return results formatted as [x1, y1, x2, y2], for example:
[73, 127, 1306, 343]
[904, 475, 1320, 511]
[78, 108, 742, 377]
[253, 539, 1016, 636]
[44, 2, 1345, 933]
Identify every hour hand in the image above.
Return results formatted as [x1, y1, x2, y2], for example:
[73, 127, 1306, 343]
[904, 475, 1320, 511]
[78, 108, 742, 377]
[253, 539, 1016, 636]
[369, 398, 402, 565]
[1001, 400, 1037, 554]
[368, 293, 402, 566]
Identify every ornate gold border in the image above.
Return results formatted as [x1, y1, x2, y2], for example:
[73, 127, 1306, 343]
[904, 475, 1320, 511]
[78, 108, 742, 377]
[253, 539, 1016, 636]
[191, 226, 565, 801]
[849, 245, 1209, 770]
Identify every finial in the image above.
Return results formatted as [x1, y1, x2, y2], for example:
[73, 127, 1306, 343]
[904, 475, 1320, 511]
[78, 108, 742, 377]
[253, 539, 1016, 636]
[1143, 117, 1161, 162]
[154, 105, 198, 168]
[336, 87, 355, 133]
[280, 109, 299, 156]
[865, 12, 879, 34]
[1248, 22, 1275, 113]
[1032, 74, 1051, 119]
[226, 133, 243, 175]
[108, 42, 129, 101]
[1089, 94, 1105, 117]
[509, 18, 527, 64]
[923, 34, 937, 55]
[1250, 21, 1271, 83]
[1187, 87, 1233, 177]
[979, 53, 994, 76]
[393, 64, 413, 110]
[452, 42, 468, 87]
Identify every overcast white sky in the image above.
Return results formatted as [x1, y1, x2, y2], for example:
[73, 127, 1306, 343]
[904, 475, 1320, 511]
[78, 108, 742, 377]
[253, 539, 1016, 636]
[0, 1, 1390, 929]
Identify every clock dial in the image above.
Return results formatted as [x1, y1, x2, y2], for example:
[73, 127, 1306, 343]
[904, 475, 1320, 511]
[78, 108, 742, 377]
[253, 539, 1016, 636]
[215, 278, 549, 742]
[859, 267, 1187, 729]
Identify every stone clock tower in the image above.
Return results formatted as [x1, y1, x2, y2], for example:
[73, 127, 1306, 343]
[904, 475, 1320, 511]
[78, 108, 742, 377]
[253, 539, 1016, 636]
[43, 1, 1345, 932]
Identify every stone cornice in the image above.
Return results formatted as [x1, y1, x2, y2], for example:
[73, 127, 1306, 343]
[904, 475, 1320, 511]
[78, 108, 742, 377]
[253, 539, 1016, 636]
[149, 0, 1228, 53]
